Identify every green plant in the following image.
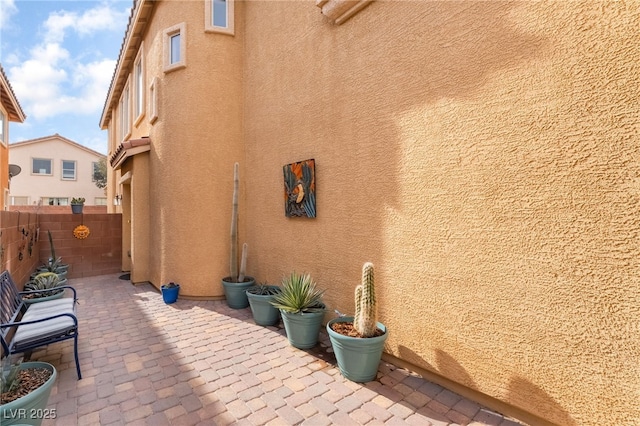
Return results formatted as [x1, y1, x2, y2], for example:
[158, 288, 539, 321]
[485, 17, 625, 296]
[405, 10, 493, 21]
[1, 355, 23, 394]
[228, 162, 248, 282]
[71, 197, 85, 205]
[354, 262, 377, 337]
[24, 272, 63, 298]
[247, 282, 280, 296]
[162, 282, 179, 289]
[270, 272, 325, 314]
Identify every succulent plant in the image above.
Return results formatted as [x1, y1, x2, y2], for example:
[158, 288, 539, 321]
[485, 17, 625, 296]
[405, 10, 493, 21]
[354, 262, 377, 337]
[23, 272, 64, 298]
[270, 272, 325, 314]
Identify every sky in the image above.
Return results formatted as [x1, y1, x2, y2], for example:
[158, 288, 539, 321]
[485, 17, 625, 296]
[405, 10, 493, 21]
[1, 0, 133, 154]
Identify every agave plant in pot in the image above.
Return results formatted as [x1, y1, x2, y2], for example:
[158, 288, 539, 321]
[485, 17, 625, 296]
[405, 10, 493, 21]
[327, 262, 388, 382]
[221, 162, 255, 308]
[270, 272, 326, 349]
[0, 355, 58, 426]
[246, 282, 281, 326]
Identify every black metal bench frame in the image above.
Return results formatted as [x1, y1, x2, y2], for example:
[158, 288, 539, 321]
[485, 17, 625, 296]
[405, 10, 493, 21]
[1, 270, 81, 379]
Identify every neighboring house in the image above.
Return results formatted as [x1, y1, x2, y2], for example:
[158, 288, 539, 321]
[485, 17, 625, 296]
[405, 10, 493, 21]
[0, 64, 26, 210]
[100, 1, 639, 425]
[9, 134, 107, 207]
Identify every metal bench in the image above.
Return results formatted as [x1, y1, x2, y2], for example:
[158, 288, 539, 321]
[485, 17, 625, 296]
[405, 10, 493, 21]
[0, 270, 81, 379]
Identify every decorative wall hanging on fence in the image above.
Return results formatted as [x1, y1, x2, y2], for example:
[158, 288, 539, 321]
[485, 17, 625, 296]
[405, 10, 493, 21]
[283, 158, 316, 218]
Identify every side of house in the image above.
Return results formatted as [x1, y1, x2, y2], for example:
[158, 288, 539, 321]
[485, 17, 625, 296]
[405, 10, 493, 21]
[100, 1, 640, 425]
[9, 134, 107, 207]
[0, 64, 26, 210]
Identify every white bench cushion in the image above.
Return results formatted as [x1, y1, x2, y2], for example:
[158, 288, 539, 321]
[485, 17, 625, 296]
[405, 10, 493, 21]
[13, 298, 77, 349]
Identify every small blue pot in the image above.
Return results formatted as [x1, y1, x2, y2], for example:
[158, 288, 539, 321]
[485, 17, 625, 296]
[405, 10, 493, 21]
[161, 285, 180, 304]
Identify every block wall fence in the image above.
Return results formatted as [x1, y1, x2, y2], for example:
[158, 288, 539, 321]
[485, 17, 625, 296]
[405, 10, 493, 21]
[0, 210, 122, 288]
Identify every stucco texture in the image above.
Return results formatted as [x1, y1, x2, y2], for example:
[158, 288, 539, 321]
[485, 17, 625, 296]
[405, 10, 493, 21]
[242, 1, 639, 425]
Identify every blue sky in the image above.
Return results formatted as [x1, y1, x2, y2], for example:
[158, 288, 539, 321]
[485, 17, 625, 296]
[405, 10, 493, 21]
[1, 0, 133, 154]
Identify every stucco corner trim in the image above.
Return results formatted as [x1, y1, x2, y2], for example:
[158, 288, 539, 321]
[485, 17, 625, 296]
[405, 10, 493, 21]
[316, 0, 372, 25]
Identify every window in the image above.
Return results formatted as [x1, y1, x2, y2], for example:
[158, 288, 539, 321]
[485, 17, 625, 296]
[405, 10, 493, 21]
[95, 197, 107, 206]
[62, 160, 76, 180]
[134, 44, 145, 124]
[163, 23, 186, 72]
[11, 196, 29, 206]
[119, 81, 131, 141]
[32, 158, 52, 175]
[149, 77, 158, 124]
[205, 0, 234, 35]
[0, 110, 5, 146]
[44, 197, 69, 206]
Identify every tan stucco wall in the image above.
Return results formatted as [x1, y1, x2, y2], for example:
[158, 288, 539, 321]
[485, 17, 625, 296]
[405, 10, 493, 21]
[242, 1, 639, 425]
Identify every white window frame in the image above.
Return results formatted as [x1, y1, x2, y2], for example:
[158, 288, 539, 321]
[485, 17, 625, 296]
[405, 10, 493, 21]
[163, 23, 186, 73]
[133, 43, 145, 126]
[0, 109, 5, 147]
[61, 160, 77, 181]
[10, 196, 29, 206]
[119, 79, 131, 142]
[205, 0, 234, 35]
[32, 158, 53, 176]
[149, 77, 159, 124]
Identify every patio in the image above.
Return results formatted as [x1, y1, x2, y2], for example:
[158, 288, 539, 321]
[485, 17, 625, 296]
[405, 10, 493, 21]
[31, 273, 524, 425]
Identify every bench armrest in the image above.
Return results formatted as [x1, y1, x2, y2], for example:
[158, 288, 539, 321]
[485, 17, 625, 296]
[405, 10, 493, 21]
[19, 285, 78, 301]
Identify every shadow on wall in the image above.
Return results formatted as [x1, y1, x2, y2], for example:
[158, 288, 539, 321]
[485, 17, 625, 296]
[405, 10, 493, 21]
[398, 345, 576, 426]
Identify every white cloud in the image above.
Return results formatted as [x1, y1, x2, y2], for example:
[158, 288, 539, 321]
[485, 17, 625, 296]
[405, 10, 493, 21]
[0, 0, 18, 29]
[44, 2, 130, 43]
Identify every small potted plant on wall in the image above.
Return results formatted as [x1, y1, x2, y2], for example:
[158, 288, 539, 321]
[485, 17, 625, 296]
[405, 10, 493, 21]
[70, 197, 85, 214]
[270, 272, 326, 349]
[326, 262, 388, 382]
[0, 355, 58, 426]
[161, 282, 180, 304]
[246, 282, 281, 326]
[222, 163, 255, 308]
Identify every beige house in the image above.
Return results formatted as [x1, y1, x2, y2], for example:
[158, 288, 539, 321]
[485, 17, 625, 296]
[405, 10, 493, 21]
[100, 1, 640, 425]
[0, 65, 26, 210]
[9, 134, 107, 207]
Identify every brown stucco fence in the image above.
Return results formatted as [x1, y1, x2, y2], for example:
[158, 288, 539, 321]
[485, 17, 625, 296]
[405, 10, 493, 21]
[0, 210, 122, 288]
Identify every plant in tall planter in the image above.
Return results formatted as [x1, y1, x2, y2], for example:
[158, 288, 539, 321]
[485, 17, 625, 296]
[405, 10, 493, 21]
[327, 262, 388, 382]
[34, 231, 69, 279]
[246, 282, 281, 326]
[70, 197, 85, 214]
[1, 355, 57, 426]
[221, 162, 255, 309]
[270, 272, 326, 349]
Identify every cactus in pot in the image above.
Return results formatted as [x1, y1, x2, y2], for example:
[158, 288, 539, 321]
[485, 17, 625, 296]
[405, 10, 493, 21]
[327, 261, 388, 382]
[222, 162, 254, 308]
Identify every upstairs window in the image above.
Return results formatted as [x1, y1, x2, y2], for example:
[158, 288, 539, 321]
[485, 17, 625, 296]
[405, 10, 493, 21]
[119, 81, 131, 141]
[205, 0, 234, 35]
[32, 158, 52, 175]
[164, 23, 186, 72]
[0, 110, 5, 146]
[62, 160, 76, 180]
[134, 44, 145, 124]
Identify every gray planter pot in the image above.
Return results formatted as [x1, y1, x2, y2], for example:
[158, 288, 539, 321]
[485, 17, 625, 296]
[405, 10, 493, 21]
[246, 286, 281, 326]
[70, 204, 83, 214]
[327, 316, 388, 383]
[0, 361, 57, 426]
[222, 277, 255, 309]
[280, 309, 325, 349]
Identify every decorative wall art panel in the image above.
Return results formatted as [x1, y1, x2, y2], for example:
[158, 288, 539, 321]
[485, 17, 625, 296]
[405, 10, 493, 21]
[283, 159, 316, 218]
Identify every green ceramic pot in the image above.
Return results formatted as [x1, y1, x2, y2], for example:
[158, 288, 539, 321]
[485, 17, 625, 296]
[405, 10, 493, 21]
[0, 361, 57, 426]
[246, 286, 281, 326]
[222, 277, 255, 309]
[280, 309, 325, 349]
[327, 316, 388, 383]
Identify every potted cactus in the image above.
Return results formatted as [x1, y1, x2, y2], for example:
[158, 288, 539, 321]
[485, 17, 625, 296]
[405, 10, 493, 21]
[326, 262, 388, 382]
[22, 272, 67, 304]
[221, 162, 255, 308]
[161, 282, 180, 304]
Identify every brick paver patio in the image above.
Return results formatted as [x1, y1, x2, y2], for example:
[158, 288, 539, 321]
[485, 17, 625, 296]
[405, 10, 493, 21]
[27, 274, 525, 425]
